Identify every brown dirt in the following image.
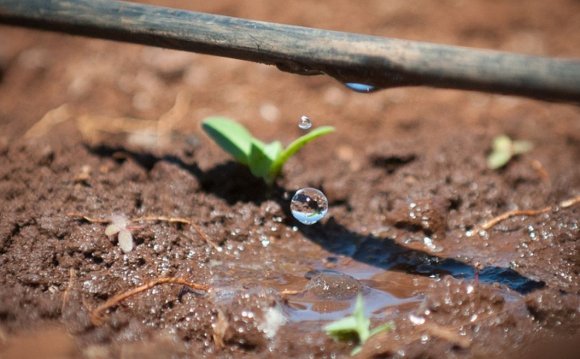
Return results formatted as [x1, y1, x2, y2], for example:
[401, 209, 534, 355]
[1, 0, 580, 358]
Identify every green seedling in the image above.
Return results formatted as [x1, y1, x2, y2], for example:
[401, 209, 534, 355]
[324, 294, 393, 355]
[202, 117, 335, 184]
[487, 134, 533, 170]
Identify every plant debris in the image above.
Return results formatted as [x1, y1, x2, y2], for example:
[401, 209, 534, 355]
[479, 195, 580, 230]
[105, 214, 134, 253]
[90, 277, 209, 325]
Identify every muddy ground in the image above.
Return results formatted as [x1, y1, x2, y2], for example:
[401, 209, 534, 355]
[1, 0, 580, 358]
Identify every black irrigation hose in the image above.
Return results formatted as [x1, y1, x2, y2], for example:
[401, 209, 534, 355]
[1, 0, 579, 103]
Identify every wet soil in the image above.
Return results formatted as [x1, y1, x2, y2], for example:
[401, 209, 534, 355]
[1, 0, 580, 358]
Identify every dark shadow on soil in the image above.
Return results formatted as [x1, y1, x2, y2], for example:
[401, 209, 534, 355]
[87, 145, 272, 204]
[300, 219, 545, 294]
[88, 145, 545, 295]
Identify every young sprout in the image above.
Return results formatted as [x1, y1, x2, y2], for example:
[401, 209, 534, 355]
[105, 215, 134, 253]
[202, 117, 335, 184]
[324, 294, 393, 355]
[487, 135, 533, 170]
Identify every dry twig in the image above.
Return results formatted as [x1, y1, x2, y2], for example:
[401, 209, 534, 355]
[190, 222, 222, 251]
[90, 277, 209, 325]
[480, 207, 551, 230]
[67, 213, 222, 249]
[212, 309, 229, 350]
[479, 195, 580, 230]
[157, 89, 192, 137]
[530, 159, 550, 183]
[422, 322, 471, 349]
[23, 104, 71, 139]
[280, 289, 303, 296]
[559, 195, 580, 209]
[61, 268, 76, 313]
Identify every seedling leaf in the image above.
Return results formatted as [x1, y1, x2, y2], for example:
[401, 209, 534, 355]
[118, 230, 134, 253]
[248, 139, 275, 182]
[270, 126, 335, 178]
[369, 322, 394, 337]
[325, 294, 393, 356]
[352, 294, 370, 342]
[487, 135, 533, 170]
[487, 149, 512, 170]
[324, 316, 361, 342]
[202, 117, 253, 165]
[512, 140, 533, 154]
[105, 223, 122, 236]
[264, 140, 283, 161]
[202, 117, 334, 184]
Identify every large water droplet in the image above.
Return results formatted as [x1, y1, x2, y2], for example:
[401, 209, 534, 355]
[290, 188, 328, 225]
[298, 115, 312, 130]
[344, 83, 377, 93]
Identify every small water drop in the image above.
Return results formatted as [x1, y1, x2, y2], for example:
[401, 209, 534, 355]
[527, 225, 538, 241]
[423, 237, 443, 253]
[466, 284, 475, 294]
[344, 83, 377, 93]
[409, 313, 426, 325]
[298, 115, 312, 130]
[290, 188, 328, 225]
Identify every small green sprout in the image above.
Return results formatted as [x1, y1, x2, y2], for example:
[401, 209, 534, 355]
[324, 294, 393, 355]
[202, 117, 335, 184]
[487, 134, 533, 170]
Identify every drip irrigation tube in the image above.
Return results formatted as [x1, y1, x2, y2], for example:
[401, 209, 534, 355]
[0, 0, 579, 103]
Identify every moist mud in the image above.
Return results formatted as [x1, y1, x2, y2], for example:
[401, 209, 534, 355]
[1, 0, 580, 358]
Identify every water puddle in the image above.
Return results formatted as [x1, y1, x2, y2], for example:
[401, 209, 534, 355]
[208, 222, 543, 335]
[210, 253, 424, 328]
[285, 285, 421, 323]
[279, 260, 425, 325]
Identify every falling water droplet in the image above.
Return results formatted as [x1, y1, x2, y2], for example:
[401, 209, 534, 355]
[344, 83, 377, 93]
[298, 115, 312, 130]
[290, 188, 328, 225]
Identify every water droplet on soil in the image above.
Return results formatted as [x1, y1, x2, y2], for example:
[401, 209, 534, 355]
[466, 284, 475, 294]
[409, 313, 426, 325]
[260, 235, 271, 247]
[344, 83, 377, 93]
[290, 188, 328, 225]
[298, 115, 312, 130]
[527, 225, 538, 240]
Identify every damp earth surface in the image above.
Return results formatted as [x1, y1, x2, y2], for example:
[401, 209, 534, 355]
[1, 0, 580, 358]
